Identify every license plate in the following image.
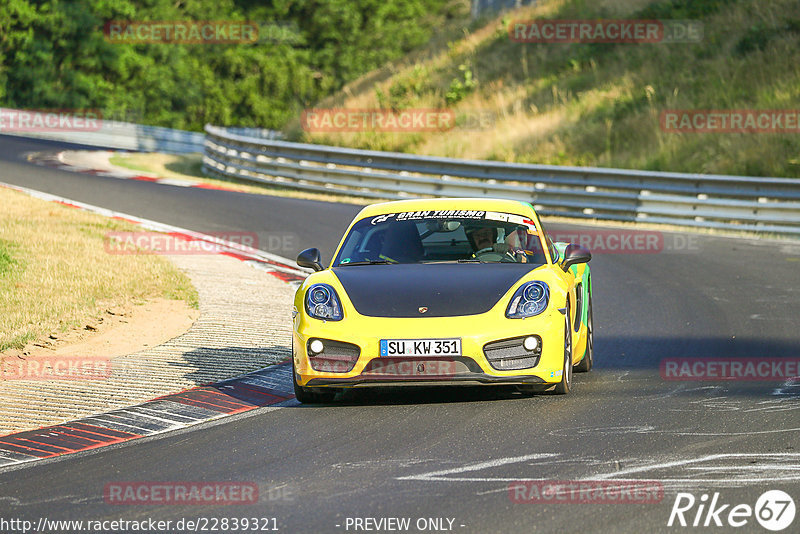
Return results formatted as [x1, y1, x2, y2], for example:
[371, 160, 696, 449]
[380, 338, 461, 357]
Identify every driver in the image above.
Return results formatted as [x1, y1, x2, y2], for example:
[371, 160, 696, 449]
[468, 226, 497, 254]
[466, 225, 514, 259]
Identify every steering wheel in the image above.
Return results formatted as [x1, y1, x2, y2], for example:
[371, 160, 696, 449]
[472, 244, 517, 262]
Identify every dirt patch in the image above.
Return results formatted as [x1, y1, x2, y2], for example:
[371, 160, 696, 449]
[0, 185, 198, 352]
[1, 298, 198, 362]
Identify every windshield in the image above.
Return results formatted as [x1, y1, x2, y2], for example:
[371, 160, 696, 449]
[333, 210, 548, 266]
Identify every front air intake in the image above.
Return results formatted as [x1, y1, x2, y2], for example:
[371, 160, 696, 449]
[307, 339, 360, 373]
[483, 336, 542, 371]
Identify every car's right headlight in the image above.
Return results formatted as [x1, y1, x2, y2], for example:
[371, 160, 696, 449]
[506, 281, 550, 318]
[305, 284, 343, 321]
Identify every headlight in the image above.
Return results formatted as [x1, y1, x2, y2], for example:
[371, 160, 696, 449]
[305, 284, 343, 321]
[506, 281, 550, 318]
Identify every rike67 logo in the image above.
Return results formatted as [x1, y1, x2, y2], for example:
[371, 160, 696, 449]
[668, 490, 795, 531]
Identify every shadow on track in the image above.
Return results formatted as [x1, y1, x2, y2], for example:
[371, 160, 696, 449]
[172, 335, 800, 408]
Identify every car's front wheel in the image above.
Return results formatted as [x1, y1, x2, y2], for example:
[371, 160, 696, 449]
[552, 304, 573, 394]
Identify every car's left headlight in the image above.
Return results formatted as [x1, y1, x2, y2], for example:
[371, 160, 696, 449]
[305, 284, 343, 321]
[506, 281, 550, 318]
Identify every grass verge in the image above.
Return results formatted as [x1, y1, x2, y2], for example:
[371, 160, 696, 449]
[0, 187, 198, 352]
[297, 0, 800, 178]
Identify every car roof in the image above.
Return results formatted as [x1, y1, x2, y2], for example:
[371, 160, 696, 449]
[353, 198, 534, 219]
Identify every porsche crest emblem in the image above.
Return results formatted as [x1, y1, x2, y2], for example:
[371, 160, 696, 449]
[418, 307, 428, 314]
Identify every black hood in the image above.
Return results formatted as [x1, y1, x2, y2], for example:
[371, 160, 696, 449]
[332, 263, 537, 318]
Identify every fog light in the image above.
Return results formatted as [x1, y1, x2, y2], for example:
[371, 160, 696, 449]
[309, 339, 324, 354]
[523, 336, 539, 352]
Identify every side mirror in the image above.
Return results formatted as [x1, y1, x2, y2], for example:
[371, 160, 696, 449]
[297, 248, 324, 272]
[561, 244, 591, 271]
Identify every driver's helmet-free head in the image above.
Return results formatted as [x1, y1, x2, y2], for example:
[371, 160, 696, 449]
[465, 224, 498, 252]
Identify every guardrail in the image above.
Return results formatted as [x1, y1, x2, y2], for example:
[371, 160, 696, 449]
[0, 108, 204, 153]
[202, 124, 799, 237]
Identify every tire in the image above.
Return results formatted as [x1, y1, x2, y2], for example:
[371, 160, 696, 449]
[575, 285, 593, 373]
[292, 359, 337, 404]
[552, 304, 573, 395]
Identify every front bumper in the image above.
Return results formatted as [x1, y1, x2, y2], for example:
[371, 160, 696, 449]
[305, 375, 548, 388]
[302, 355, 549, 388]
[293, 307, 566, 389]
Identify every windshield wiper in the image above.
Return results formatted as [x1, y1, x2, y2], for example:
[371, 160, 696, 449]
[339, 259, 396, 266]
[456, 258, 484, 263]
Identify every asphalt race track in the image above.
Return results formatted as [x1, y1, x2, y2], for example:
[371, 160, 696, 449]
[1, 134, 799, 533]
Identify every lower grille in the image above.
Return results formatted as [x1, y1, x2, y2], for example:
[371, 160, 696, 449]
[361, 357, 478, 378]
[308, 339, 360, 373]
[483, 336, 541, 371]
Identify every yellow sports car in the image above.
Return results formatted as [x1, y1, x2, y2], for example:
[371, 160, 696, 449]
[291, 198, 593, 403]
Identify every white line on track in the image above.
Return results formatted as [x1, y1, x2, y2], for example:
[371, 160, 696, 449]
[396, 453, 560, 481]
[400, 453, 800, 488]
